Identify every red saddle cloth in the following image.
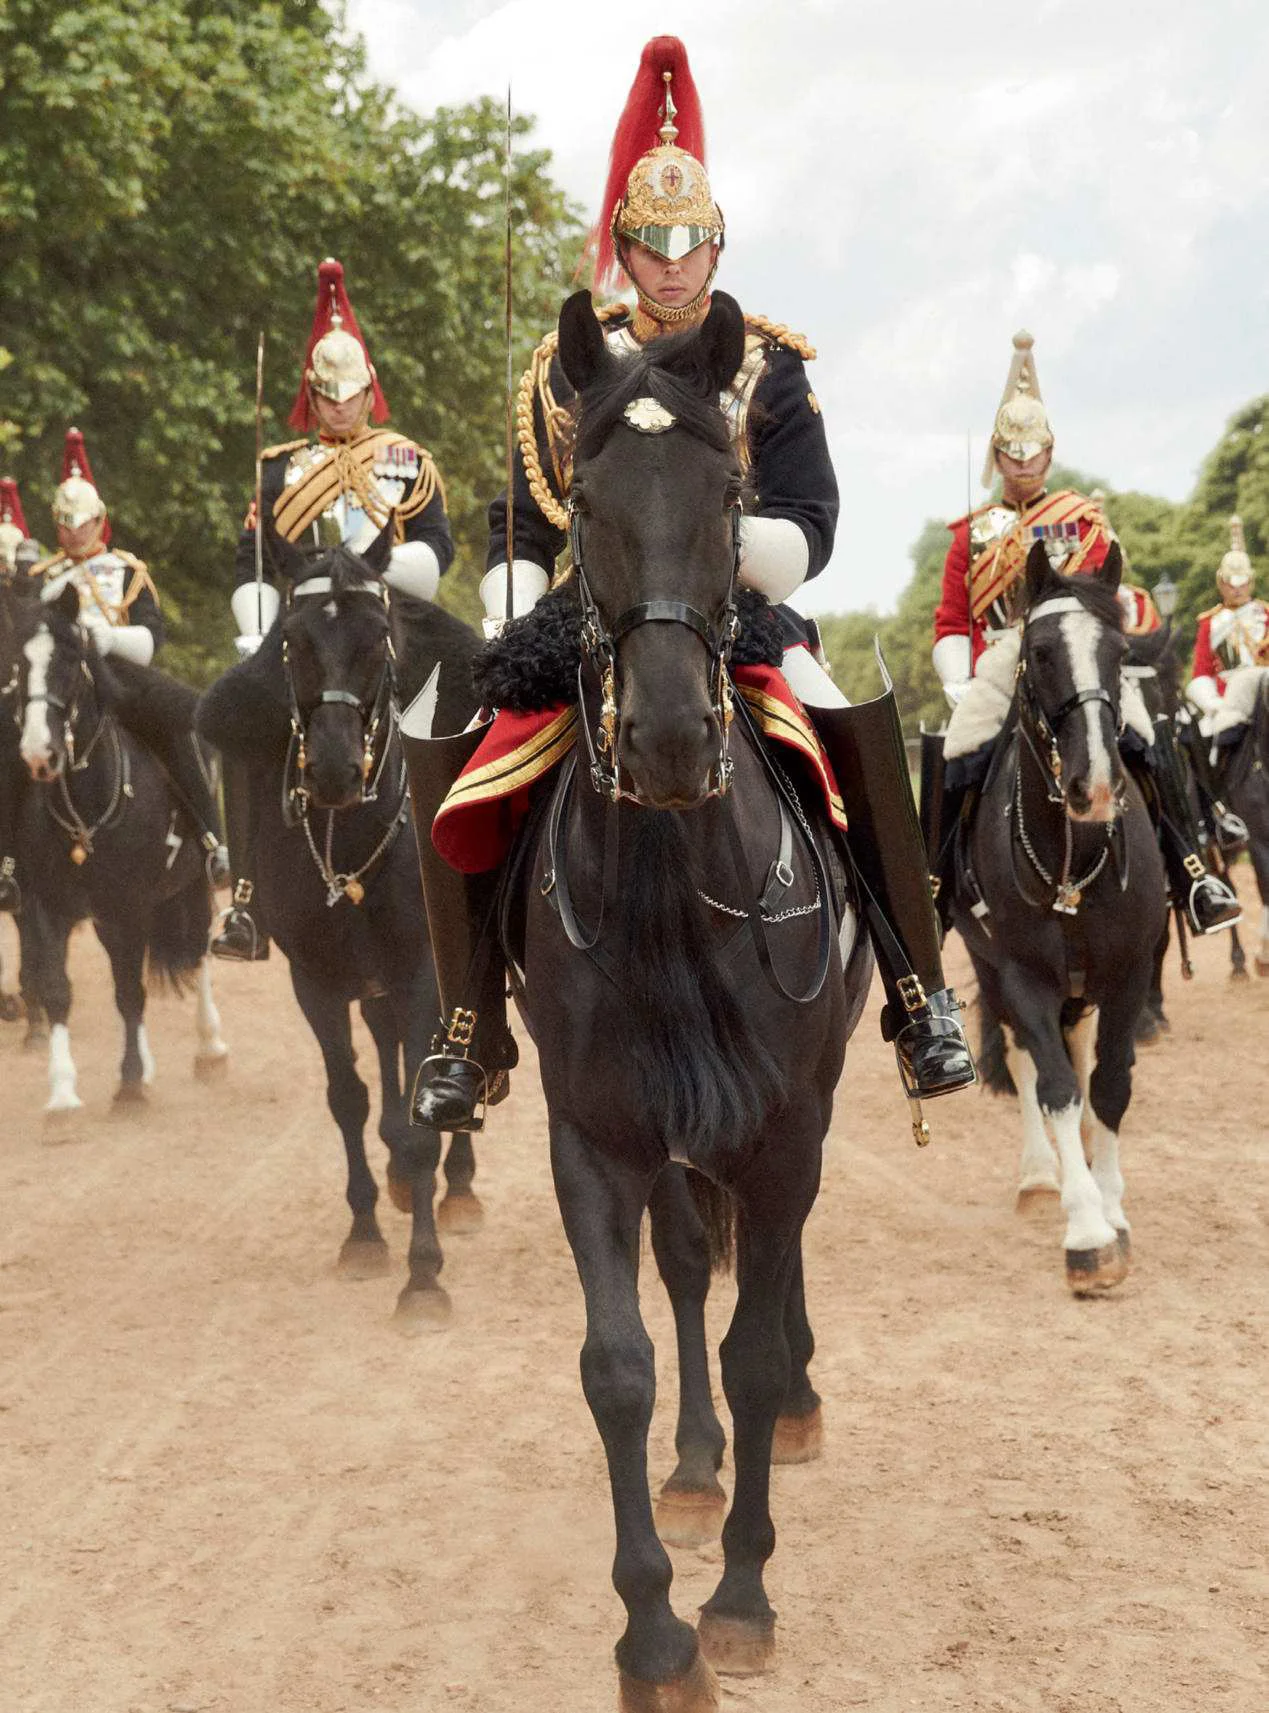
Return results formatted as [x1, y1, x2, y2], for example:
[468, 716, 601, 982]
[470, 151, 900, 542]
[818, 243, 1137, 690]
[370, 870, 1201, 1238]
[432, 663, 846, 875]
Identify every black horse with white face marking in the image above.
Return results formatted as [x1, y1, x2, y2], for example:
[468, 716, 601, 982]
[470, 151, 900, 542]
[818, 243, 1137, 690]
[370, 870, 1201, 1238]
[955, 542, 1167, 1293]
[411, 291, 870, 1708]
[197, 526, 485, 1319]
[12, 584, 226, 1115]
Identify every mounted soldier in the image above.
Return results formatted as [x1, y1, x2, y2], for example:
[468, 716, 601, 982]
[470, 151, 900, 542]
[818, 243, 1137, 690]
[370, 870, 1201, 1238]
[1187, 516, 1269, 744]
[25, 430, 227, 885]
[926, 334, 1239, 940]
[0, 476, 30, 578]
[407, 35, 975, 1133]
[0, 477, 36, 913]
[210, 257, 455, 961]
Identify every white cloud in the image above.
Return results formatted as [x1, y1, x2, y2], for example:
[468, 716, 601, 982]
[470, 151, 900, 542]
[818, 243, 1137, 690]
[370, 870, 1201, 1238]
[345, 0, 1269, 616]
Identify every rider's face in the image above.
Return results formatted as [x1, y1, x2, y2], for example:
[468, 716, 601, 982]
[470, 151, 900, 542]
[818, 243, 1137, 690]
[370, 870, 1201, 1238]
[312, 386, 372, 438]
[623, 239, 719, 311]
[56, 518, 104, 558]
[996, 447, 1053, 505]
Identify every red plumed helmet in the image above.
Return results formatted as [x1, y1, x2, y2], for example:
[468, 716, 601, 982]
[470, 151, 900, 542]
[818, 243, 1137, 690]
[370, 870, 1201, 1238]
[288, 258, 390, 431]
[54, 427, 110, 542]
[594, 36, 721, 292]
[0, 476, 29, 536]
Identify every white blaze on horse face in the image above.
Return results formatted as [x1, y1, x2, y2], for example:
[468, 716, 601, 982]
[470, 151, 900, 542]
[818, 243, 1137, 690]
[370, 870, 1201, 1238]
[1059, 609, 1115, 818]
[20, 627, 55, 774]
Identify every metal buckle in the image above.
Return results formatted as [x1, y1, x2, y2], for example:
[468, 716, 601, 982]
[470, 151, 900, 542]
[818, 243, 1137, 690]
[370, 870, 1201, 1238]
[1183, 853, 1206, 881]
[445, 1007, 477, 1050]
[232, 878, 254, 906]
[896, 974, 928, 1014]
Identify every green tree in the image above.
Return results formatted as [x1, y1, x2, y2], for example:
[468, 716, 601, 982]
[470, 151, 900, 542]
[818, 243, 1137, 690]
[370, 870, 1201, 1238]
[0, 0, 583, 680]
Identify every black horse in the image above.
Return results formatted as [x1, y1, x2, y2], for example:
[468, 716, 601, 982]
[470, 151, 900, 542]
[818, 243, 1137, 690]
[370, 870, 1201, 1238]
[1214, 670, 1269, 975]
[197, 528, 485, 1322]
[956, 543, 1167, 1294]
[12, 583, 227, 1117]
[0, 573, 40, 1027]
[412, 293, 870, 1707]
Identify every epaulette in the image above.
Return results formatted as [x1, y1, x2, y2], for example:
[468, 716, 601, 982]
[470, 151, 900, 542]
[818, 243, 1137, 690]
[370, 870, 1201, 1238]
[744, 315, 816, 362]
[29, 553, 65, 579]
[1198, 604, 1221, 622]
[112, 546, 149, 576]
[261, 437, 309, 460]
[947, 501, 997, 532]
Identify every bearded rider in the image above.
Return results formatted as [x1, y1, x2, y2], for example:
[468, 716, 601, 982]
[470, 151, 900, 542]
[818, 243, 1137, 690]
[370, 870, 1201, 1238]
[23, 432, 228, 887]
[406, 35, 976, 1134]
[925, 334, 1239, 939]
[209, 257, 454, 962]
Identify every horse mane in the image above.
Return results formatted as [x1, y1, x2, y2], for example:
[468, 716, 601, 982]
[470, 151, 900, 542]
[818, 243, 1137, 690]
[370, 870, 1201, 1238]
[574, 327, 734, 464]
[615, 807, 786, 1170]
[1029, 566, 1125, 633]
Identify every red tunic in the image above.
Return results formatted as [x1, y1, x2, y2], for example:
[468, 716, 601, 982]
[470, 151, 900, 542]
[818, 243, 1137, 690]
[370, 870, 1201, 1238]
[1191, 599, 1269, 692]
[934, 491, 1114, 666]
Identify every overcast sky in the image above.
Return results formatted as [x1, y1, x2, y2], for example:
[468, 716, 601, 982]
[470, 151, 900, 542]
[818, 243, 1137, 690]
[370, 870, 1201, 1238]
[346, 0, 1269, 617]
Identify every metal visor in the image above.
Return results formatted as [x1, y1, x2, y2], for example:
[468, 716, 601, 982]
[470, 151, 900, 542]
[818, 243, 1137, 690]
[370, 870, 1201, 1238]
[622, 222, 719, 263]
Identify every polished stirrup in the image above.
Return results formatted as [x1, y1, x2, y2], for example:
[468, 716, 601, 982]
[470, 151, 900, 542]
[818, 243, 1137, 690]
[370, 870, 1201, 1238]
[1184, 867, 1241, 936]
[884, 980, 976, 1144]
[210, 881, 270, 962]
[1213, 806, 1249, 859]
[410, 1008, 510, 1133]
[0, 856, 19, 914]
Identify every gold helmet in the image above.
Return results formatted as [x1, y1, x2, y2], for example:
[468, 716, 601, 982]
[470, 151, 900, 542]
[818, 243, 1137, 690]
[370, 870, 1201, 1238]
[596, 38, 724, 317]
[1216, 515, 1254, 604]
[983, 330, 1055, 487]
[0, 477, 28, 572]
[52, 428, 109, 534]
[288, 258, 389, 430]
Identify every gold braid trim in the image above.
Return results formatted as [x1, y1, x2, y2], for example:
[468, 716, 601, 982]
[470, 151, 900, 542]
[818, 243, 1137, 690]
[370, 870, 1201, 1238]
[516, 305, 630, 533]
[743, 315, 816, 361]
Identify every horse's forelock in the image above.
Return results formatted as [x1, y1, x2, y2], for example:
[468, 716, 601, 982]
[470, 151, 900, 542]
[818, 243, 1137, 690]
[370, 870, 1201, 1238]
[1030, 568, 1125, 635]
[575, 337, 732, 466]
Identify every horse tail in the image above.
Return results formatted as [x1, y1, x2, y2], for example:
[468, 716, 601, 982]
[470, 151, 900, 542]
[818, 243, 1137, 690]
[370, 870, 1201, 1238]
[146, 878, 210, 996]
[975, 987, 1017, 1097]
[619, 812, 786, 1169]
[687, 1169, 736, 1275]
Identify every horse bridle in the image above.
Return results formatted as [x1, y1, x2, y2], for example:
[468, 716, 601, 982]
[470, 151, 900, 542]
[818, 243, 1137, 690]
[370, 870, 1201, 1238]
[569, 498, 743, 804]
[282, 580, 398, 819]
[1015, 595, 1123, 807]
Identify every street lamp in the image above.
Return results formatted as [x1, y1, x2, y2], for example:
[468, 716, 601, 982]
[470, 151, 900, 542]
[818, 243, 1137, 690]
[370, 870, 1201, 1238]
[1154, 571, 1178, 619]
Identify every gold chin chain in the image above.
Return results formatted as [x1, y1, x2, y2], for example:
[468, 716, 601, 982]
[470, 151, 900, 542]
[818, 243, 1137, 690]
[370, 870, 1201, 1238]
[632, 281, 713, 334]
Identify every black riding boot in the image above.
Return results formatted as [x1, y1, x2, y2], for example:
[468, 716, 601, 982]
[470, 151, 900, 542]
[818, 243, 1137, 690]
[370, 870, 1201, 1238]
[0, 757, 22, 913]
[111, 665, 229, 885]
[918, 728, 971, 940]
[210, 755, 270, 961]
[401, 711, 518, 1132]
[810, 675, 976, 1135]
[1141, 717, 1241, 936]
[1179, 717, 1249, 859]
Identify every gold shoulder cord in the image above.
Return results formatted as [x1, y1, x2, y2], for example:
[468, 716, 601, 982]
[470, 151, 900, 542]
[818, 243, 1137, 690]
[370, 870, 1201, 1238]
[743, 315, 816, 362]
[516, 305, 630, 533]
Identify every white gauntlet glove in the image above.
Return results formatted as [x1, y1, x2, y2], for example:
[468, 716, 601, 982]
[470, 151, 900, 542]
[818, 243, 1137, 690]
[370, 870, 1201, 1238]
[932, 634, 973, 709]
[1186, 675, 1222, 719]
[81, 611, 155, 667]
[737, 516, 810, 603]
[230, 582, 280, 658]
[480, 562, 549, 640]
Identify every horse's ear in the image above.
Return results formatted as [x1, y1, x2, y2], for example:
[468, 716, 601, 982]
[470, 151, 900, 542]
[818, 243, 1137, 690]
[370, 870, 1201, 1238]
[558, 290, 609, 394]
[263, 511, 309, 585]
[1096, 541, 1123, 592]
[696, 291, 747, 393]
[359, 516, 395, 578]
[1023, 538, 1052, 609]
[1127, 618, 1172, 665]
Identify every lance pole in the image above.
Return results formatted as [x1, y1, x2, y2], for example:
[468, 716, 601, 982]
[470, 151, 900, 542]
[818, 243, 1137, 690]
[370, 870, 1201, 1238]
[254, 331, 266, 634]
[504, 86, 516, 625]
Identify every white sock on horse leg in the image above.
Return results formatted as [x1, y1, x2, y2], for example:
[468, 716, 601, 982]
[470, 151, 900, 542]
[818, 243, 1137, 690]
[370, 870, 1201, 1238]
[46, 1022, 83, 1113]
[1045, 1099, 1117, 1252]
[137, 1024, 156, 1085]
[1004, 1026, 1059, 1192]
[1087, 1116, 1128, 1234]
[195, 959, 228, 1059]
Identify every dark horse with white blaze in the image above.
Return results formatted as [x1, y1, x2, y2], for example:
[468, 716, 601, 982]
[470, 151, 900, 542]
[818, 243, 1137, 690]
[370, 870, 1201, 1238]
[11, 583, 227, 1114]
[956, 542, 1167, 1294]
[406, 293, 871, 1709]
[197, 527, 484, 1322]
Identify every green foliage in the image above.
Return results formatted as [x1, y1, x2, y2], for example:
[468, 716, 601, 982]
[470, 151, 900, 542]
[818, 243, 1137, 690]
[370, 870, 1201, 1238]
[0, 0, 583, 681]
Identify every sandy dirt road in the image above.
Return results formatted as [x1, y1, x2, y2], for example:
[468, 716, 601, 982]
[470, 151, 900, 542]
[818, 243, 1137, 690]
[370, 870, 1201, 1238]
[1, 876, 1267, 1713]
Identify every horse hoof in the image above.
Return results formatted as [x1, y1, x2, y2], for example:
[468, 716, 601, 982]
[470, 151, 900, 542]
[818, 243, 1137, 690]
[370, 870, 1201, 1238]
[772, 1404, 824, 1465]
[24, 1027, 49, 1053]
[618, 1651, 721, 1712]
[112, 1083, 148, 1107]
[1065, 1241, 1129, 1296]
[1133, 1013, 1160, 1045]
[1256, 956, 1269, 979]
[42, 1105, 85, 1143]
[437, 1191, 485, 1236]
[1230, 964, 1250, 984]
[393, 1285, 452, 1332]
[386, 1174, 413, 1215]
[0, 992, 22, 1023]
[193, 1051, 229, 1079]
[655, 1482, 726, 1548]
[337, 1237, 391, 1279]
[1016, 1184, 1061, 1215]
[697, 1610, 777, 1676]
[1116, 1229, 1132, 1263]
